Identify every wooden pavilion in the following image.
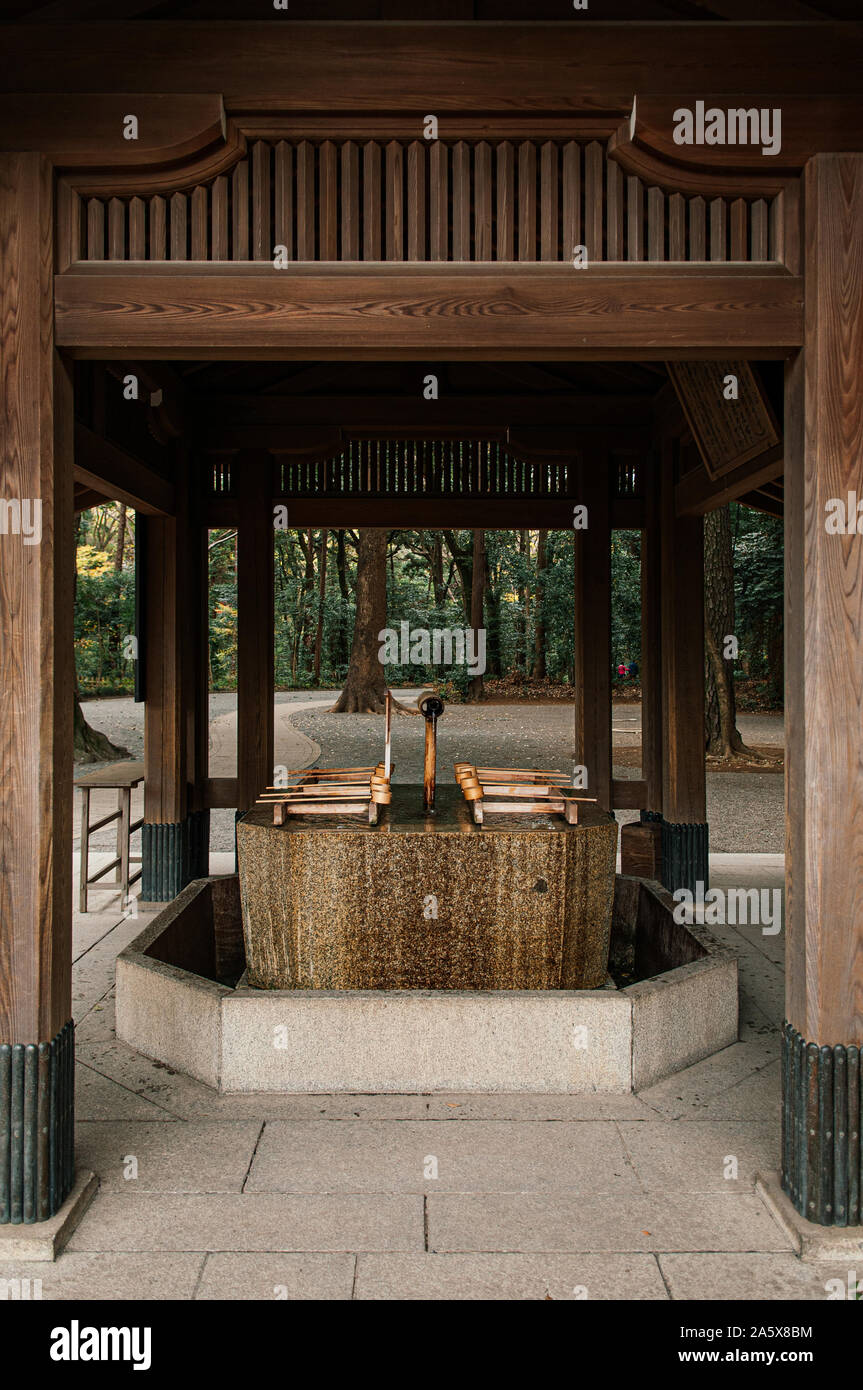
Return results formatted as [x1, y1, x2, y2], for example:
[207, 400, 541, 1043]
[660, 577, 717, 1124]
[1, 8, 862, 1231]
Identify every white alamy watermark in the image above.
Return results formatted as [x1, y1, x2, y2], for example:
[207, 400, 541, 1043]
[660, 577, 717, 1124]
[0, 498, 42, 545]
[673, 101, 782, 157]
[378, 622, 486, 677]
[825, 493, 863, 534]
[673, 881, 782, 935]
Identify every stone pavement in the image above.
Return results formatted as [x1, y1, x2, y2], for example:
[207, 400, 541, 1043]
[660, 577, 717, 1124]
[2, 852, 858, 1302]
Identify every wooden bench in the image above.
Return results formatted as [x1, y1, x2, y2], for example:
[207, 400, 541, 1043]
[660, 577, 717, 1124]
[75, 760, 144, 913]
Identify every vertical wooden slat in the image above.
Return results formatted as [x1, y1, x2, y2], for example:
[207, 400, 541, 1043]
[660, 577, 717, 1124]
[627, 176, 643, 262]
[190, 185, 207, 260]
[668, 192, 685, 260]
[363, 140, 382, 261]
[128, 196, 145, 259]
[86, 198, 105, 260]
[340, 140, 359, 260]
[473, 140, 492, 261]
[211, 176, 229, 260]
[561, 141, 581, 262]
[660, 439, 706, 825]
[149, 195, 166, 259]
[751, 198, 769, 261]
[385, 140, 404, 262]
[647, 186, 665, 261]
[540, 141, 558, 261]
[517, 141, 536, 261]
[709, 197, 727, 261]
[452, 140, 470, 261]
[688, 195, 706, 260]
[252, 140, 271, 261]
[496, 140, 514, 261]
[56, 182, 81, 268]
[406, 140, 426, 261]
[730, 197, 747, 260]
[232, 160, 249, 260]
[584, 141, 603, 264]
[429, 140, 448, 261]
[605, 158, 623, 261]
[778, 180, 801, 275]
[319, 140, 338, 260]
[170, 191, 187, 260]
[296, 141, 315, 259]
[107, 197, 125, 261]
[276, 143, 296, 265]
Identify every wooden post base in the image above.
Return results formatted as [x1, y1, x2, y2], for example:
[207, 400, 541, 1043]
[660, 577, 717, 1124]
[782, 1022, 862, 1227]
[659, 820, 709, 897]
[142, 810, 210, 901]
[0, 1021, 74, 1224]
[620, 821, 663, 881]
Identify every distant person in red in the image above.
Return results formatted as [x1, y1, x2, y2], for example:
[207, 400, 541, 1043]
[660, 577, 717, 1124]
[617, 662, 627, 677]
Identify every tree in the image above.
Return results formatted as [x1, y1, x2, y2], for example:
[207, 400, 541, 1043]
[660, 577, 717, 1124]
[703, 505, 757, 758]
[330, 528, 400, 713]
[73, 507, 129, 762]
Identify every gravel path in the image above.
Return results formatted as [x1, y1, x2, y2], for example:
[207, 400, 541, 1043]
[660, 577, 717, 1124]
[77, 693, 784, 854]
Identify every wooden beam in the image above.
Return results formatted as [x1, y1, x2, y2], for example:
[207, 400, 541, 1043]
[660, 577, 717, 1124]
[612, 93, 863, 191]
[738, 488, 784, 518]
[74, 423, 175, 515]
[1, 24, 859, 110]
[0, 93, 226, 171]
[74, 484, 109, 512]
[675, 444, 784, 516]
[194, 395, 656, 432]
[54, 263, 803, 359]
[612, 780, 648, 811]
[236, 451, 274, 811]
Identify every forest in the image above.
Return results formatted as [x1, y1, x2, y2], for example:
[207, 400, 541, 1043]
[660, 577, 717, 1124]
[74, 505, 783, 743]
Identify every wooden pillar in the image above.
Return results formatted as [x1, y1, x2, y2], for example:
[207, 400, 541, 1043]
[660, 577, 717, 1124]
[142, 449, 208, 898]
[237, 450, 274, 811]
[659, 436, 708, 893]
[641, 450, 663, 812]
[0, 154, 75, 1223]
[573, 448, 612, 811]
[782, 154, 863, 1226]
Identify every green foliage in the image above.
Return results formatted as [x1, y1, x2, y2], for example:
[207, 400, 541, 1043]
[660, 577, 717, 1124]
[74, 511, 135, 696]
[731, 503, 784, 706]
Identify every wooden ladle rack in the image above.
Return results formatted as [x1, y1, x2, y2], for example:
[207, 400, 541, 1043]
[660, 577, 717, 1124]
[257, 692, 394, 824]
[453, 763, 597, 825]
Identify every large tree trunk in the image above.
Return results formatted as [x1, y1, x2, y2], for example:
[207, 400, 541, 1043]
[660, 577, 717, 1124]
[532, 527, 548, 679]
[443, 529, 473, 623]
[704, 505, 755, 758]
[331, 528, 400, 714]
[74, 693, 129, 762]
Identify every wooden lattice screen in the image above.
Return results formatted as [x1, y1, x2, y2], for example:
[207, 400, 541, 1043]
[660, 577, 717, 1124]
[208, 440, 643, 501]
[77, 138, 780, 265]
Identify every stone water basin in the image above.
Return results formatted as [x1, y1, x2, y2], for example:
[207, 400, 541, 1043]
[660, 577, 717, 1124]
[236, 785, 618, 990]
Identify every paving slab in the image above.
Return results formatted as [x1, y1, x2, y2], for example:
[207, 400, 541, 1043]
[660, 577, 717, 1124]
[638, 1038, 781, 1120]
[195, 1252, 356, 1300]
[416, 1093, 656, 1121]
[0, 1252, 204, 1301]
[76, 1061, 180, 1122]
[659, 1252, 862, 1301]
[354, 1252, 669, 1300]
[67, 1192, 424, 1252]
[618, 1121, 778, 1193]
[246, 1120, 639, 1194]
[427, 1191, 795, 1253]
[671, 1062, 782, 1124]
[74, 1121, 263, 1193]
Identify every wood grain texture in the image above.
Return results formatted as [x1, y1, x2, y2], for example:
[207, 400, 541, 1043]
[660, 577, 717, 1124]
[54, 264, 802, 356]
[3, 25, 858, 108]
[0, 154, 73, 1043]
[786, 154, 863, 1045]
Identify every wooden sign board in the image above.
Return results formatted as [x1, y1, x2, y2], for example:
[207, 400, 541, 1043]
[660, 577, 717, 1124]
[666, 361, 779, 481]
